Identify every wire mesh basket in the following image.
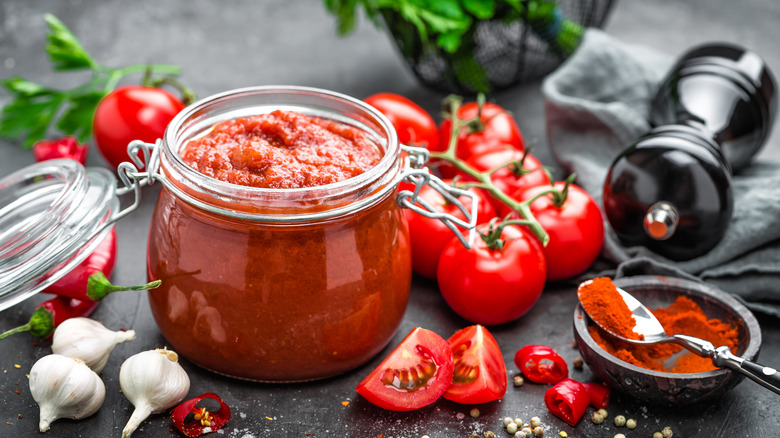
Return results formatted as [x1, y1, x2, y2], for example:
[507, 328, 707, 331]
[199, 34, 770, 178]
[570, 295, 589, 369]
[381, 0, 616, 95]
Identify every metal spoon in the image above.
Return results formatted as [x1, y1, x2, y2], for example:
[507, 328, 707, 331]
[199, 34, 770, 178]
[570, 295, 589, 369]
[581, 286, 780, 395]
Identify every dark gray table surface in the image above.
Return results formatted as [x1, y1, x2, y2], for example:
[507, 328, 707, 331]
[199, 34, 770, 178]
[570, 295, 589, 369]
[1, 1, 779, 437]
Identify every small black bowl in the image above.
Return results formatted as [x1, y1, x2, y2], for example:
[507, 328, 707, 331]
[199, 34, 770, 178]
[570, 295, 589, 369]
[573, 275, 761, 405]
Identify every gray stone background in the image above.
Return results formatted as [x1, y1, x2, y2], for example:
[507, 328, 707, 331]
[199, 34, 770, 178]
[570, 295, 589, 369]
[1, 0, 779, 437]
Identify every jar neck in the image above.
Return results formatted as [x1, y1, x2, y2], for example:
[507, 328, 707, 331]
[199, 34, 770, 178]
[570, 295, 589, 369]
[159, 86, 401, 221]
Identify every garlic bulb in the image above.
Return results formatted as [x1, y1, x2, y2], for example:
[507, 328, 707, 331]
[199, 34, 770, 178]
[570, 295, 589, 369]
[51, 317, 136, 374]
[120, 348, 190, 438]
[29, 354, 106, 432]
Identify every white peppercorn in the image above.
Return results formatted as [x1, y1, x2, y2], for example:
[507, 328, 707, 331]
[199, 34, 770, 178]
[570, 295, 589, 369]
[613, 414, 626, 427]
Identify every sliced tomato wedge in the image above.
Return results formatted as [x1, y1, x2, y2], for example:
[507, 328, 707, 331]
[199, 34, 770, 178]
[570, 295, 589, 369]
[356, 327, 454, 411]
[443, 325, 507, 404]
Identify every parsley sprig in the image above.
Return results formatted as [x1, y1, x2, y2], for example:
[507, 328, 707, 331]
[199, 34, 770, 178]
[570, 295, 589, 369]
[324, 0, 584, 93]
[0, 14, 188, 148]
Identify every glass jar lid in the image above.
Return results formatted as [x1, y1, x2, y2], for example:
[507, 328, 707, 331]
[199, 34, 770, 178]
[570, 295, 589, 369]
[0, 159, 119, 311]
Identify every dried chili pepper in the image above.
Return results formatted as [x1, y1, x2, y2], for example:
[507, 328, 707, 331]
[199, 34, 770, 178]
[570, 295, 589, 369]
[170, 392, 231, 437]
[544, 378, 589, 426]
[32, 136, 88, 165]
[582, 382, 610, 409]
[0, 296, 98, 341]
[514, 345, 569, 384]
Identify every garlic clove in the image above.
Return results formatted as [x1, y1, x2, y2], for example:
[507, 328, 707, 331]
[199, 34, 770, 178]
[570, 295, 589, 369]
[29, 354, 106, 432]
[120, 348, 190, 438]
[51, 317, 135, 374]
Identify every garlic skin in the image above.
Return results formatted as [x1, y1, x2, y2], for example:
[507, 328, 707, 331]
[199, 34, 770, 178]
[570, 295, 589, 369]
[29, 354, 106, 432]
[120, 348, 190, 438]
[51, 317, 136, 374]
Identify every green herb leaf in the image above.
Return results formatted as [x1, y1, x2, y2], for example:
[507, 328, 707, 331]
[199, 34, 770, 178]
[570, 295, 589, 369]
[43, 13, 96, 71]
[462, 0, 496, 20]
[453, 55, 490, 93]
[0, 78, 65, 148]
[437, 31, 463, 53]
[324, 0, 360, 35]
[57, 91, 106, 143]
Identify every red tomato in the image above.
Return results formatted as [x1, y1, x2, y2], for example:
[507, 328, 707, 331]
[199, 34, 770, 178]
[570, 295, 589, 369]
[443, 325, 507, 404]
[514, 344, 569, 384]
[93, 85, 185, 169]
[436, 224, 546, 325]
[364, 93, 439, 150]
[506, 182, 604, 281]
[405, 180, 497, 279]
[438, 102, 524, 159]
[464, 146, 551, 212]
[355, 327, 454, 411]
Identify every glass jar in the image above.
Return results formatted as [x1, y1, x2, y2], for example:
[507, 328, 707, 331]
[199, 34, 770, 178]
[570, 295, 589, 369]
[146, 87, 412, 382]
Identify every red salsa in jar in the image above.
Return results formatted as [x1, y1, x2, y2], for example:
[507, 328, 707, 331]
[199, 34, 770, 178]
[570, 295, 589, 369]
[179, 110, 381, 188]
[146, 90, 411, 382]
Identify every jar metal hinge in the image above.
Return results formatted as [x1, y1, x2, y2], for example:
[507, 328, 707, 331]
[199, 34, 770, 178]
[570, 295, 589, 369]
[397, 145, 478, 249]
[112, 140, 162, 223]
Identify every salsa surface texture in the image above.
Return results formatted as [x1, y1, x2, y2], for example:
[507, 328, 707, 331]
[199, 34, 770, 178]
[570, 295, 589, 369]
[179, 110, 382, 188]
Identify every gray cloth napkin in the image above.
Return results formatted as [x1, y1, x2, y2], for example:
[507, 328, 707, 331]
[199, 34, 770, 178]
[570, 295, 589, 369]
[541, 29, 780, 318]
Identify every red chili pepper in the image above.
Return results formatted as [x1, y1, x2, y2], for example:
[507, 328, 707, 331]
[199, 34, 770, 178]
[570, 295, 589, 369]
[32, 136, 88, 165]
[171, 392, 231, 437]
[514, 344, 569, 384]
[544, 378, 590, 426]
[43, 228, 117, 301]
[0, 296, 98, 341]
[582, 382, 610, 409]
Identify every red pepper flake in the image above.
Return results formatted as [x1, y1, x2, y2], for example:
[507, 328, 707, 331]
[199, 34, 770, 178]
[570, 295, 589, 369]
[17, 414, 22, 419]
[170, 392, 231, 437]
[14, 390, 20, 395]
[341, 401, 350, 406]
[6, 422, 10, 425]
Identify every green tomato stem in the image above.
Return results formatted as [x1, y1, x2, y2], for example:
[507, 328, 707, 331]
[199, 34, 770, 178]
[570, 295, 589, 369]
[432, 95, 551, 247]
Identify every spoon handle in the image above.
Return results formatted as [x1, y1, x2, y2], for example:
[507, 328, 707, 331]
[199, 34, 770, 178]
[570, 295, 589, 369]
[712, 346, 780, 396]
[671, 335, 780, 395]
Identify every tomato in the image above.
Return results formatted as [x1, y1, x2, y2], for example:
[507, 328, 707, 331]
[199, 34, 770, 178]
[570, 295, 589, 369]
[505, 181, 604, 281]
[443, 325, 507, 404]
[405, 180, 497, 279]
[514, 344, 569, 384]
[464, 146, 551, 212]
[436, 224, 546, 325]
[438, 102, 524, 159]
[364, 93, 439, 150]
[93, 85, 185, 169]
[355, 327, 454, 411]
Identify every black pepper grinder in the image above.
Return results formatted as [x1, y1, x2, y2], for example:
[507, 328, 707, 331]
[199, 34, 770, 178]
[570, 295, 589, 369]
[603, 43, 777, 260]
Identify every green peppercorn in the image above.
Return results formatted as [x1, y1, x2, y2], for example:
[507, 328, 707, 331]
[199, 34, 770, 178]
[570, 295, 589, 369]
[661, 426, 673, 438]
[530, 417, 541, 428]
[613, 415, 626, 427]
[503, 417, 514, 427]
[596, 408, 608, 418]
[514, 418, 523, 427]
[533, 426, 544, 437]
[507, 422, 519, 435]
[614, 434, 626, 438]
[513, 375, 524, 387]
[653, 433, 663, 438]
[484, 431, 496, 438]
[591, 411, 605, 424]
[626, 418, 637, 429]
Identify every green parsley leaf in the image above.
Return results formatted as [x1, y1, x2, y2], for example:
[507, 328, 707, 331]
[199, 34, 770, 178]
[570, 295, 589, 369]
[462, 0, 496, 20]
[0, 80, 65, 148]
[56, 91, 106, 143]
[43, 13, 96, 71]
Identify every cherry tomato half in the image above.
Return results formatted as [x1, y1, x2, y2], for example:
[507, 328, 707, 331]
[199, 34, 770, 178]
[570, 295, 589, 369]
[436, 224, 546, 325]
[364, 93, 439, 150]
[93, 85, 185, 169]
[355, 327, 454, 411]
[405, 180, 497, 279]
[464, 146, 550, 212]
[438, 102, 524, 159]
[507, 182, 604, 281]
[443, 325, 507, 404]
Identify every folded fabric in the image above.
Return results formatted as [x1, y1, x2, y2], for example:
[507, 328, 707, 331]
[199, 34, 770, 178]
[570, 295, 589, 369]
[542, 29, 780, 317]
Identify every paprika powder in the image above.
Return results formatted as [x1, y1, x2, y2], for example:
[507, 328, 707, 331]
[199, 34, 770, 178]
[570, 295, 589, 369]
[581, 277, 740, 373]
